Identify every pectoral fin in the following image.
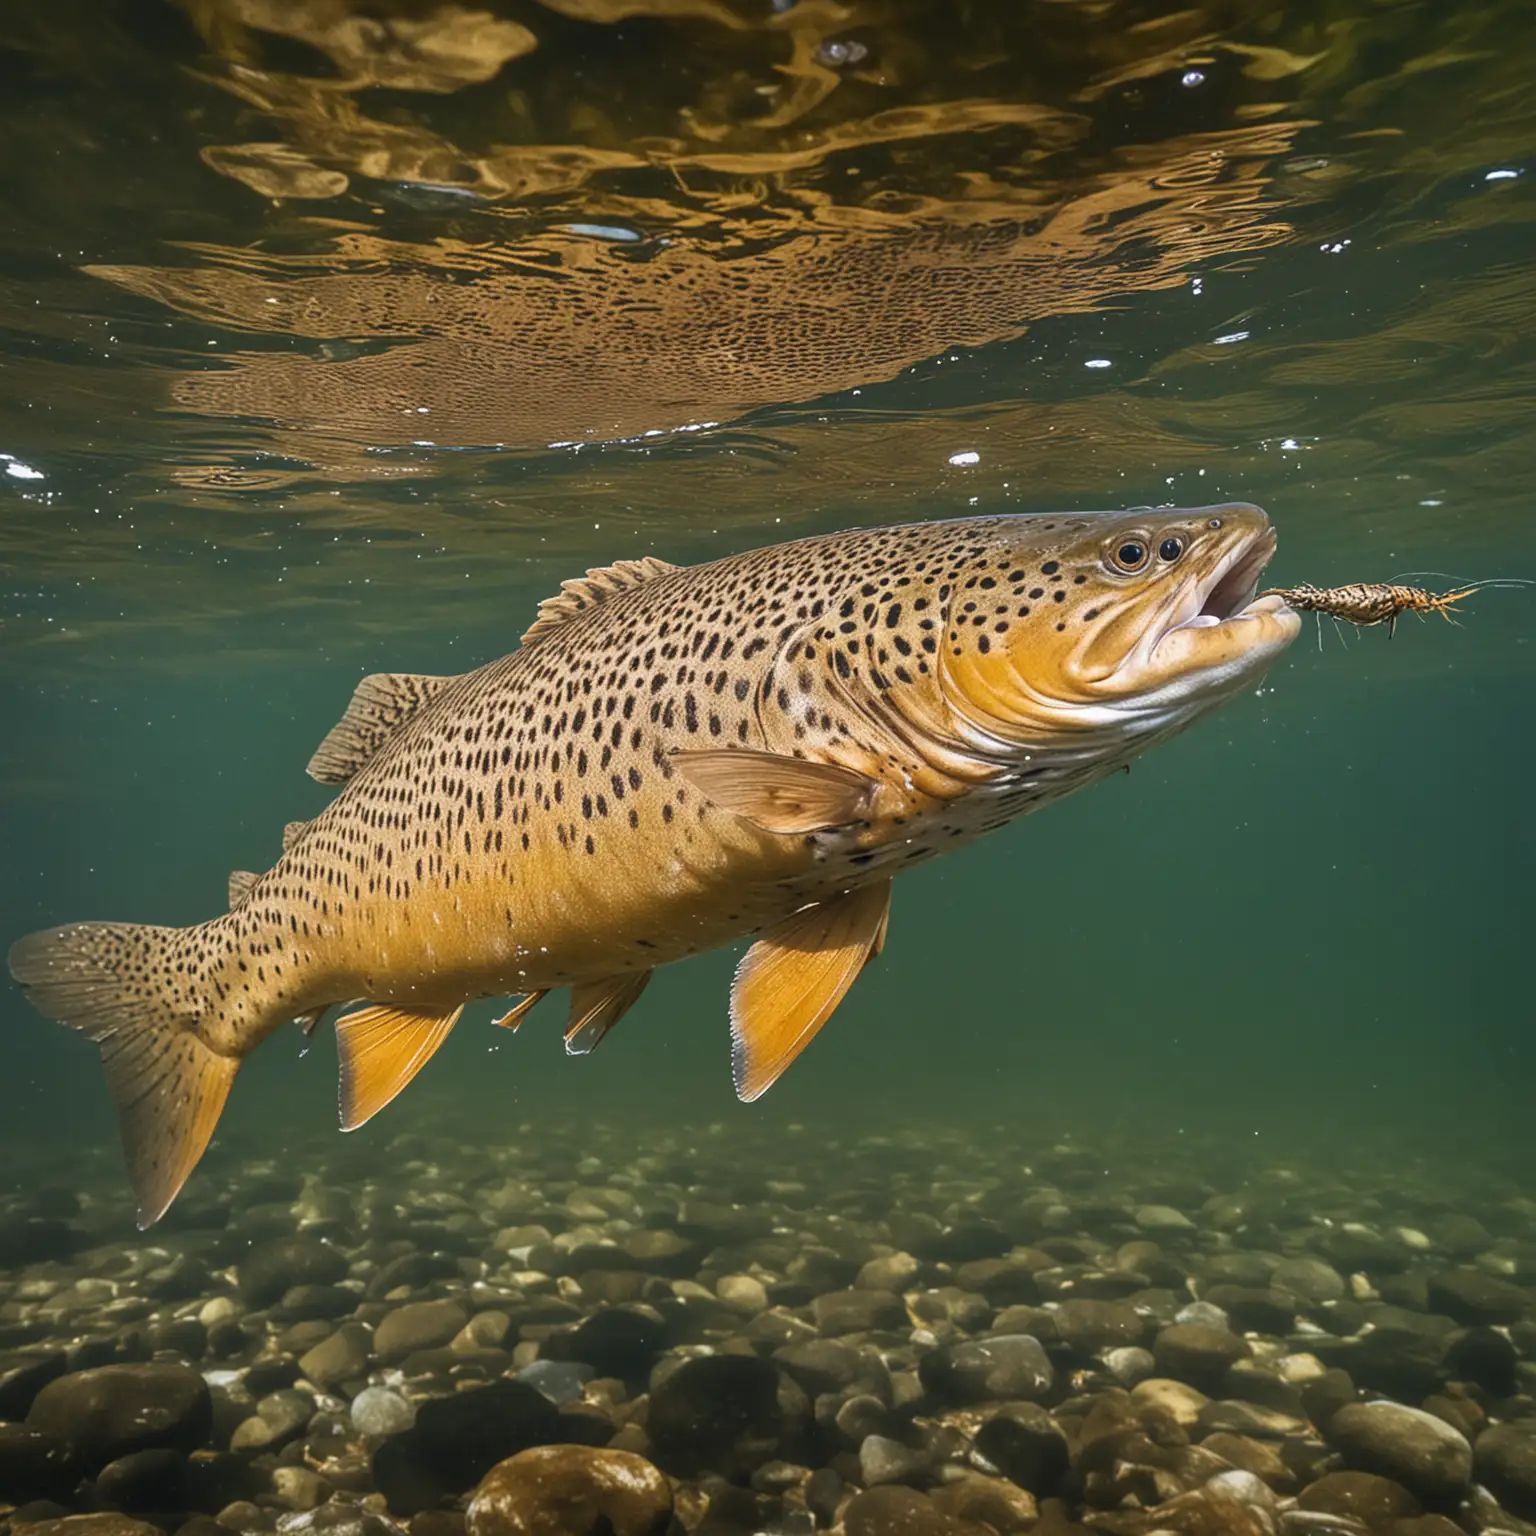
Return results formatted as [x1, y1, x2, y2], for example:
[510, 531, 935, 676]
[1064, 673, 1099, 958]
[730, 879, 892, 1101]
[335, 1002, 463, 1131]
[566, 971, 651, 1055]
[491, 991, 547, 1030]
[671, 749, 878, 835]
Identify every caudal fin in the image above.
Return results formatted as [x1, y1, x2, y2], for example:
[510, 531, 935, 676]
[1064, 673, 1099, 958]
[8, 922, 239, 1228]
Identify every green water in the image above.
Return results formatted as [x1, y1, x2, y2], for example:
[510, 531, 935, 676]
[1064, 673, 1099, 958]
[1, 0, 1532, 1190]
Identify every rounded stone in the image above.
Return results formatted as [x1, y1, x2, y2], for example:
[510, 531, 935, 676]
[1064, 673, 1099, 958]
[0, 1424, 74, 1503]
[971, 1404, 1069, 1497]
[1328, 1401, 1472, 1501]
[930, 1474, 1038, 1532]
[1134, 1205, 1195, 1234]
[375, 1300, 470, 1364]
[298, 1322, 372, 1388]
[1444, 1326, 1518, 1395]
[15, 1519, 164, 1536]
[352, 1386, 416, 1437]
[26, 1364, 211, 1471]
[1051, 1299, 1143, 1355]
[812, 1289, 907, 1336]
[646, 1354, 790, 1477]
[1475, 1421, 1536, 1517]
[1129, 1378, 1209, 1427]
[1298, 1470, 1422, 1522]
[1152, 1324, 1251, 1382]
[1271, 1256, 1347, 1304]
[467, 1445, 671, 1536]
[414, 1380, 562, 1490]
[918, 1334, 1053, 1404]
[1425, 1269, 1530, 1327]
[843, 1484, 990, 1536]
[566, 1309, 666, 1379]
[237, 1237, 348, 1308]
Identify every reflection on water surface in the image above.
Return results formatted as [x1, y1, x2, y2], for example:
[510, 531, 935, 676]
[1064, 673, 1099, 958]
[1, 0, 1531, 662]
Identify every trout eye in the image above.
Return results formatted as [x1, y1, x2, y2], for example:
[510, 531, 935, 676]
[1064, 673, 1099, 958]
[1159, 536, 1185, 562]
[1111, 540, 1148, 573]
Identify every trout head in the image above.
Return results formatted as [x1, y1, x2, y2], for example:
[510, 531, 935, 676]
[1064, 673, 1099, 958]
[940, 502, 1299, 760]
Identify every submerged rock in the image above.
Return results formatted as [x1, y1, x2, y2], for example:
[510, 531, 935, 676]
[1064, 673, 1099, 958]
[646, 1354, 796, 1477]
[238, 1236, 348, 1307]
[414, 1381, 562, 1489]
[26, 1364, 211, 1471]
[919, 1335, 1053, 1403]
[1474, 1421, 1536, 1518]
[1327, 1401, 1472, 1501]
[467, 1445, 672, 1536]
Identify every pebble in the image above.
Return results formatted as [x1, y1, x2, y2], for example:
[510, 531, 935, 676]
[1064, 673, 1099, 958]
[1425, 1267, 1530, 1325]
[298, 1323, 372, 1389]
[238, 1238, 349, 1308]
[466, 1445, 672, 1536]
[4, 1121, 1535, 1536]
[842, 1485, 986, 1536]
[919, 1334, 1052, 1403]
[26, 1364, 211, 1471]
[374, 1300, 469, 1363]
[1474, 1421, 1536, 1518]
[413, 1381, 562, 1490]
[1327, 1401, 1473, 1501]
[1297, 1470, 1422, 1522]
[645, 1354, 790, 1477]
[351, 1387, 415, 1437]
[1152, 1323, 1251, 1381]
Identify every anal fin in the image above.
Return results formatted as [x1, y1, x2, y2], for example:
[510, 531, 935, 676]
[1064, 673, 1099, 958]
[731, 879, 892, 1101]
[336, 1002, 463, 1130]
[566, 972, 651, 1055]
[491, 991, 546, 1030]
[672, 748, 879, 835]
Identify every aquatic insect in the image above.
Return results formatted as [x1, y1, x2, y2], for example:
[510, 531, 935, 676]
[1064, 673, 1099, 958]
[1260, 580, 1484, 637]
[9, 505, 1300, 1225]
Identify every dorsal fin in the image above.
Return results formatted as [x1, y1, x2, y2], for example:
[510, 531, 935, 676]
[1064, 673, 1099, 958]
[520, 557, 679, 647]
[306, 672, 455, 786]
[282, 819, 311, 852]
[227, 870, 258, 909]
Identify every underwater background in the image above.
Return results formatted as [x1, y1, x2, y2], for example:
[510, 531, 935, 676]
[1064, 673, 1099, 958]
[0, 3, 1533, 1533]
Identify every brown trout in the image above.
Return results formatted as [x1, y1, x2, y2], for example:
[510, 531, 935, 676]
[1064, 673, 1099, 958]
[10, 504, 1299, 1225]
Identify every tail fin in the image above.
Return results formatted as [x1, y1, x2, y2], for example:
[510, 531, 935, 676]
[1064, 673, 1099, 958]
[8, 922, 239, 1228]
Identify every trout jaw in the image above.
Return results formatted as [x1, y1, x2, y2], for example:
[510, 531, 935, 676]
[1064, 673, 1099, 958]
[939, 506, 1299, 758]
[1117, 524, 1300, 716]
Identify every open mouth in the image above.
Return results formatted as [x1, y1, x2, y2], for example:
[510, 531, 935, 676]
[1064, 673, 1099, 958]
[1167, 528, 1285, 634]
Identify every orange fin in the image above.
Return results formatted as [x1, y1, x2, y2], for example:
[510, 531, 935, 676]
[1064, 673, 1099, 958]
[565, 972, 652, 1056]
[520, 557, 679, 648]
[227, 870, 258, 909]
[491, 991, 547, 1030]
[308, 672, 456, 785]
[672, 749, 879, 835]
[336, 1002, 463, 1130]
[731, 879, 892, 1101]
[8, 922, 241, 1228]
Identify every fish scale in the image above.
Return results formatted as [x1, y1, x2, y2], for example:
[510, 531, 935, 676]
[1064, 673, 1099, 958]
[8, 505, 1300, 1225]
